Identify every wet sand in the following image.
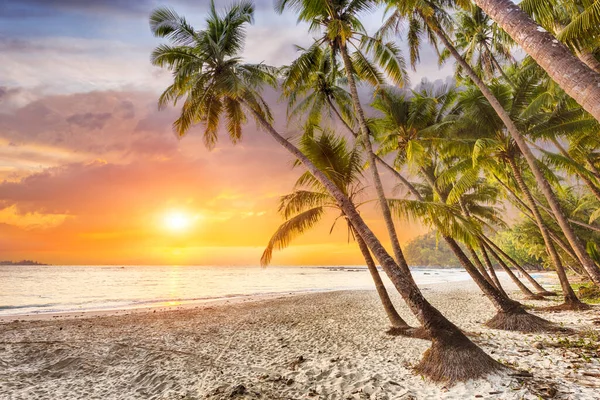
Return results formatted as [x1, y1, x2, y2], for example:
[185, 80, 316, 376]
[1, 279, 599, 399]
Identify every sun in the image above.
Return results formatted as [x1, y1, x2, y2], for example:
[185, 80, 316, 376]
[164, 210, 192, 232]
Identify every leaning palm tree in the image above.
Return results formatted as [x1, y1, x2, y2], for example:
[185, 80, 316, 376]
[276, 0, 414, 279]
[519, 0, 600, 73]
[282, 41, 418, 194]
[261, 131, 408, 329]
[471, 0, 600, 121]
[457, 76, 586, 308]
[373, 85, 555, 331]
[150, 0, 503, 383]
[382, 0, 600, 287]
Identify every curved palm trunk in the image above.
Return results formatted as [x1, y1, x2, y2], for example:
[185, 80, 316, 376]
[353, 225, 409, 328]
[330, 95, 549, 327]
[473, 0, 600, 121]
[432, 25, 600, 287]
[507, 156, 583, 306]
[418, 168, 539, 313]
[245, 104, 503, 382]
[442, 236, 551, 331]
[445, 237, 515, 310]
[479, 243, 508, 297]
[494, 175, 593, 278]
[482, 240, 543, 299]
[338, 45, 414, 281]
[418, 166, 554, 329]
[482, 236, 553, 295]
[467, 245, 497, 287]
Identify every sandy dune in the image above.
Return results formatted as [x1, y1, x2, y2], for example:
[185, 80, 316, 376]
[1, 280, 599, 399]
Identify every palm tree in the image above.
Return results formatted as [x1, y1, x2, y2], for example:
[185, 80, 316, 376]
[524, 84, 600, 203]
[276, 0, 414, 279]
[382, 0, 600, 287]
[151, 0, 503, 382]
[495, 175, 593, 279]
[455, 75, 586, 306]
[520, 0, 600, 73]
[373, 85, 555, 330]
[261, 131, 408, 329]
[280, 44, 355, 131]
[282, 42, 419, 194]
[445, 4, 514, 83]
[472, 0, 600, 121]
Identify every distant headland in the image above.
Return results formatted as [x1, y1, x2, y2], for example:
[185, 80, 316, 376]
[0, 260, 49, 266]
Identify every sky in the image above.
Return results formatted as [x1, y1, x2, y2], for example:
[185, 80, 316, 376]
[0, 0, 454, 265]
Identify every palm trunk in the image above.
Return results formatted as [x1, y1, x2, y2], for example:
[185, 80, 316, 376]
[328, 99, 515, 307]
[339, 45, 413, 280]
[479, 243, 508, 297]
[467, 245, 497, 287]
[482, 240, 543, 299]
[326, 98, 422, 196]
[506, 156, 583, 305]
[353, 225, 408, 328]
[473, 0, 600, 122]
[415, 168, 552, 328]
[442, 236, 552, 332]
[482, 236, 553, 295]
[483, 42, 514, 86]
[577, 50, 600, 75]
[494, 174, 594, 276]
[443, 236, 515, 311]
[432, 24, 600, 287]
[244, 103, 504, 382]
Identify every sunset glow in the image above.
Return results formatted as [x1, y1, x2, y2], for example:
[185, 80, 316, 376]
[0, 0, 429, 266]
[164, 211, 192, 233]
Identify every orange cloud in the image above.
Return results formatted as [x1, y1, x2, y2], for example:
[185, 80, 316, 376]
[0, 89, 427, 265]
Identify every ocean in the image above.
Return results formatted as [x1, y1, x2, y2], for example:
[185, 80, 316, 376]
[0, 265, 471, 316]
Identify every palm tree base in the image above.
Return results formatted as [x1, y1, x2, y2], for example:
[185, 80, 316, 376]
[537, 291, 558, 297]
[414, 337, 506, 384]
[524, 294, 547, 301]
[485, 309, 557, 333]
[386, 325, 431, 340]
[536, 301, 591, 312]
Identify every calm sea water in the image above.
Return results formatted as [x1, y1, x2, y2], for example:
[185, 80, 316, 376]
[0, 265, 471, 316]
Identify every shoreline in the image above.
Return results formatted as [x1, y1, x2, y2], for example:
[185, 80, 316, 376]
[0, 290, 324, 323]
[0, 270, 555, 322]
[0, 283, 451, 323]
[2, 277, 599, 399]
[0, 266, 478, 322]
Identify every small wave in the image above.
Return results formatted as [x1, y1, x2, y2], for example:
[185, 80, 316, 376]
[0, 303, 59, 311]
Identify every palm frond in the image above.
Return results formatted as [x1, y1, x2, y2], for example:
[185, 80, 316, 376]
[261, 207, 324, 266]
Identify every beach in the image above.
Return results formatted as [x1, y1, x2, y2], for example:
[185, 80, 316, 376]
[1, 278, 599, 400]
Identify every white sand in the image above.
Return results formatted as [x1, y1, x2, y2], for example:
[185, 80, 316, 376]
[1, 279, 599, 399]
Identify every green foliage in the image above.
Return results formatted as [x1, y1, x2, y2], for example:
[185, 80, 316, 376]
[404, 231, 462, 268]
[150, 1, 277, 146]
[572, 282, 600, 303]
[261, 131, 365, 266]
